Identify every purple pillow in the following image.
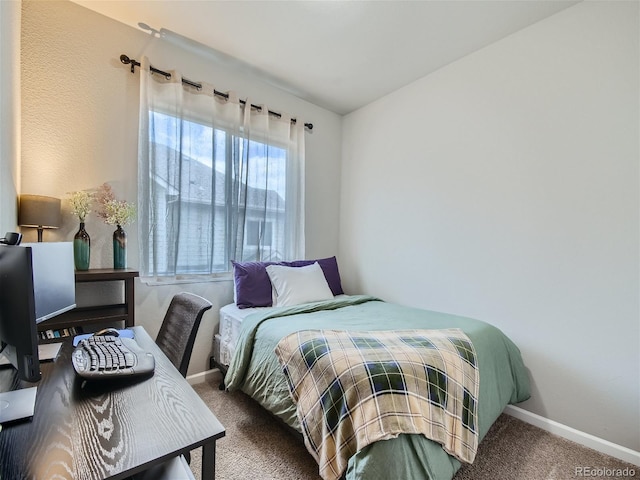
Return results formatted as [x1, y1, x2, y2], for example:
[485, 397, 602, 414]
[232, 256, 344, 308]
[286, 256, 344, 296]
[231, 260, 280, 309]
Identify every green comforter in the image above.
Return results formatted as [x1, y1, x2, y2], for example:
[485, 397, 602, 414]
[225, 295, 530, 480]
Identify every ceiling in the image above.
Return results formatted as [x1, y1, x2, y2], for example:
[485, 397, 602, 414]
[72, 0, 579, 115]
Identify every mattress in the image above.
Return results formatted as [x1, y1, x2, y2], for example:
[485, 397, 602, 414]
[218, 303, 272, 366]
[218, 295, 348, 366]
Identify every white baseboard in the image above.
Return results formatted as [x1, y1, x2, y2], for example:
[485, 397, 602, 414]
[504, 405, 640, 467]
[186, 368, 221, 386]
[184, 373, 640, 467]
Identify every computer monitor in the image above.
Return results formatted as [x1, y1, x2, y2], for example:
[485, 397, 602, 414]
[0, 242, 76, 422]
[27, 242, 77, 325]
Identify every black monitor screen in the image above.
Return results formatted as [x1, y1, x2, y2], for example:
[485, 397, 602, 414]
[0, 243, 76, 382]
[28, 243, 76, 323]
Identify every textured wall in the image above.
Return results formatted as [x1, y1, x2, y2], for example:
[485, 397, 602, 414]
[20, 0, 343, 376]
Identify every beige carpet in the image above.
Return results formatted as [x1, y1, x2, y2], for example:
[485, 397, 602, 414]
[190, 375, 638, 479]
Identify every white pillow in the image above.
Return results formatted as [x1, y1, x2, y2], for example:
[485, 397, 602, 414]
[266, 262, 334, 307]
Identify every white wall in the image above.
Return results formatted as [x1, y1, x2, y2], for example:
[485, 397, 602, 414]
[341, 1, 639, 451]
[19, 0, 343, 375]
[15, 0, 640, 452]
[0, 0, 20, 232]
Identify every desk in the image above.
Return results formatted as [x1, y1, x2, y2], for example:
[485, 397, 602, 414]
[0, 327, 225, 480]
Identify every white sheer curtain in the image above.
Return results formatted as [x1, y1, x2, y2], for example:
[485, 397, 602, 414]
[137, 57, 305, 279]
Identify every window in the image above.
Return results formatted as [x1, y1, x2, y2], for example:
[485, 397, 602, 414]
[146, 111, 288, 276]
[137, 63, 305, 279]
[246, 220, 273, 247]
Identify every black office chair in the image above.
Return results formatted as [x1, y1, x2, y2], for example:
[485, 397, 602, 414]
[155, 292, 213, 378]
[153, 292, 212, 470]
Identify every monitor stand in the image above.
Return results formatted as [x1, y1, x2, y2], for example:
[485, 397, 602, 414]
[0, 343, 61, 366]
[0, 386, 37, 424]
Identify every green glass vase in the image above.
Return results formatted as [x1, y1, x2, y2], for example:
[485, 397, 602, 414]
[73, 222, 90, 271]
[113, 224, 127, 269]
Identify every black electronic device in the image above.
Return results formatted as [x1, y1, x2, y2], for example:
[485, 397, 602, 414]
[0, 232, 22, 245]
[72, 335, 155, 380]
[0, 242, 76, 423]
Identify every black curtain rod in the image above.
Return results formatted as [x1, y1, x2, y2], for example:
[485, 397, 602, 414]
[120, 55, 313, 131]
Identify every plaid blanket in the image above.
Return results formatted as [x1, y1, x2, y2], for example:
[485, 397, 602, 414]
[275, 328, 479, 480]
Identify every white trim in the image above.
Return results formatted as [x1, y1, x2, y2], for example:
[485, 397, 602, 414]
[186, 368, 221, 386]
[504, 405, 640, 467]
[141, 273, 233, 286]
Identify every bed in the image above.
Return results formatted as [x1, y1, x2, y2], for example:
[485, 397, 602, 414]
[215, 302, 270, 369]
[222, 294, 530, 480]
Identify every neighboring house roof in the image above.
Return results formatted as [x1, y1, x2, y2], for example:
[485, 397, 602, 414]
[152, 143, 284, 210]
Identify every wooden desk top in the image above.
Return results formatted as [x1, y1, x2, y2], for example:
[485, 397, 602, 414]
[0, 327, 225, 480]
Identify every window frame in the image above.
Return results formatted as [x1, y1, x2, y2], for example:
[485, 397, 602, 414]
[145, 108, 290, 279]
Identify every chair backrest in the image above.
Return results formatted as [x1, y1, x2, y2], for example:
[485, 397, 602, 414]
[155, 292, 213, 377]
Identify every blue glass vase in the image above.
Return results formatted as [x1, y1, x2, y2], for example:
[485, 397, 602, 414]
[113, 225, 127, 269]
[73, 222, 90, 271]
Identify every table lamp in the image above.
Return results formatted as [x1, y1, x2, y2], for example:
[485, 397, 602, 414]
[18, 194, 61, 242]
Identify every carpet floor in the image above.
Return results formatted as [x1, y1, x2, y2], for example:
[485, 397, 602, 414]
[189, 375, 638, 479]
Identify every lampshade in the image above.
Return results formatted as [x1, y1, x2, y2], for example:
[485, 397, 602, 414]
[18, 194, 61, 242]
